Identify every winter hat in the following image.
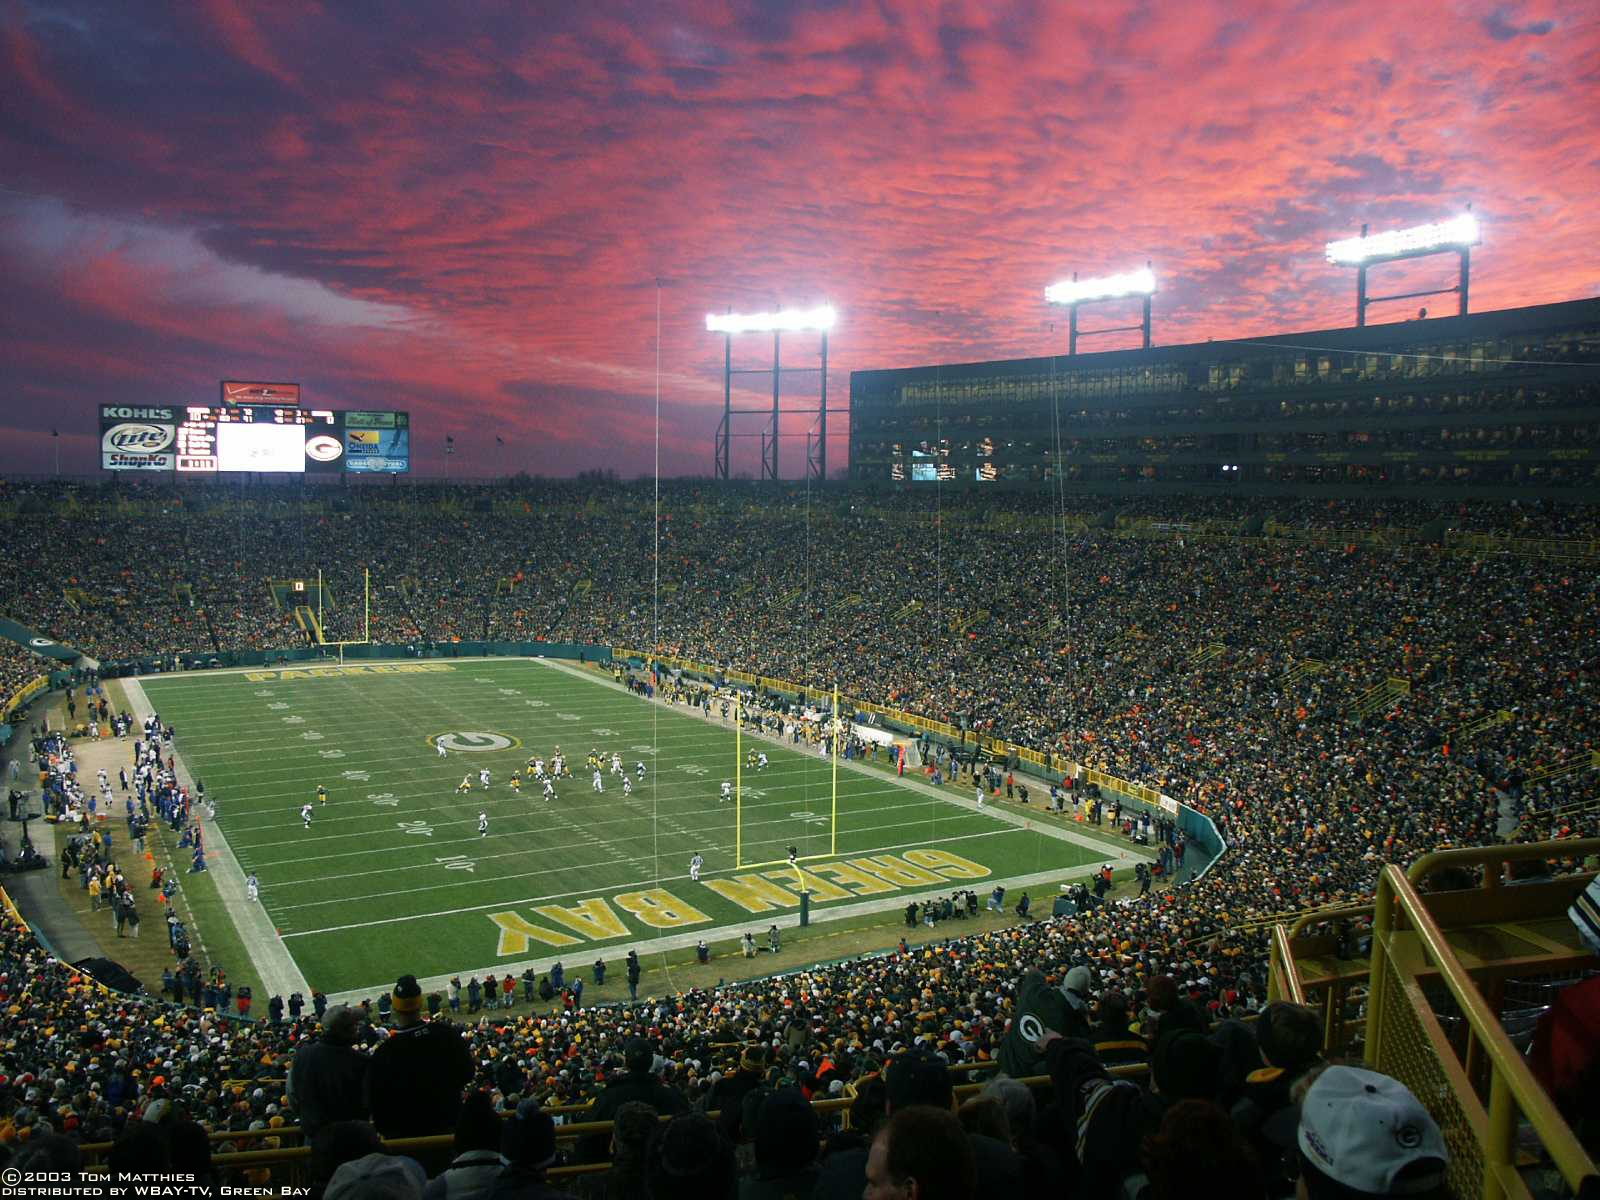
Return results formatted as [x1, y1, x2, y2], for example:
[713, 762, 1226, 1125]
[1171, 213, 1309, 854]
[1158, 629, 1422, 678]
[391, 976, 422, 1017]
[322, 1006, 361, 1044]
[624, 1037, 654, 1073]
[323, 1152, 426, 1200]
[1255, 1002, 1322, 1073]
[1062, 966, 1092, 1010]
[505, 1099, 557, 1170]
[1569, 875, 1600, 955]
[885, 1048, 951, 1111]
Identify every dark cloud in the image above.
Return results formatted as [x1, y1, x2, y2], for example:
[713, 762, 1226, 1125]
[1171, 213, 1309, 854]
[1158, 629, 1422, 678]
[1481, 7, 1555, 40]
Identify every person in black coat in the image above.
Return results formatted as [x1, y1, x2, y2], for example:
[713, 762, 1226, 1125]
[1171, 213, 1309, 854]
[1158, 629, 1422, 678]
[579, 1037, 689, 1162]
[812, 1049, 1021, 1200]
[487, 1099, 579, 1200]
[707, 1043, 769, 1147]
[365, 975, 473, 1170]
[287, 1005, 371, 1141]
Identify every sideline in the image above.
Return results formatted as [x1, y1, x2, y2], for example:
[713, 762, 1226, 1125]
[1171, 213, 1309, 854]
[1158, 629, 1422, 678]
[123, 679, 310, 1000]
[120, 654, 526, 683]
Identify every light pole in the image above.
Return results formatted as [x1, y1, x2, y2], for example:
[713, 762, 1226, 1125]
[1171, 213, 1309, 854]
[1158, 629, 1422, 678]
[707, 306, 839, 481]
[1044, 266, 1156, 355]
[1324, 213, 1480, 327]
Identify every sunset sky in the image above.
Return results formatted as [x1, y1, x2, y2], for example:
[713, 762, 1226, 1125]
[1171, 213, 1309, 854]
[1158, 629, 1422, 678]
[4, 1, 1598, 478]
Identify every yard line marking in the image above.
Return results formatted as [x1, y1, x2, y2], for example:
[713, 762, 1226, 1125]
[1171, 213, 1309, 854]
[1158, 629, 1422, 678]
[212, 780, 924, 840]
[235, 790, 994, 861]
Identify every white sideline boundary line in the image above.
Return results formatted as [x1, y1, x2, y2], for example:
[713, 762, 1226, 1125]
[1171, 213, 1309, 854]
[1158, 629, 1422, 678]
[124, 679, 310, 1000]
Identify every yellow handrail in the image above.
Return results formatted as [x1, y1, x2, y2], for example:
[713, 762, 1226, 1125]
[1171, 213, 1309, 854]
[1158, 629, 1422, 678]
[1268, 924, 1307, 1005]
[1367, 862, 1598, 1200]
[78, 1065, 1151, 1177]
[1286, 902, 1375, 939]
[1406, 837, 1600, 888]
[3, 674, 50, 721]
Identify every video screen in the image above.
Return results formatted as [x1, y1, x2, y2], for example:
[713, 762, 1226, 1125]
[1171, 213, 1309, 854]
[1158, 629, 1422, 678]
[217, 422, 307, 472]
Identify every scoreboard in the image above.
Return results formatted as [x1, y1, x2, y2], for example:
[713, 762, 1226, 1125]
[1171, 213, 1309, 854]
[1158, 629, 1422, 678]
[176, 406, 338, 473]
[100, 404, 410, 474]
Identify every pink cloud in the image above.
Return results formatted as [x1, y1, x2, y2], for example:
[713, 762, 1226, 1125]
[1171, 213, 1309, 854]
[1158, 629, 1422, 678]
[0, 1, 1595, 477]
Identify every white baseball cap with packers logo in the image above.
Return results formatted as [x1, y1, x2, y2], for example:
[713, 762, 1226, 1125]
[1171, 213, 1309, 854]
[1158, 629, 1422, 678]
[1297, 1065, 1448, 1195]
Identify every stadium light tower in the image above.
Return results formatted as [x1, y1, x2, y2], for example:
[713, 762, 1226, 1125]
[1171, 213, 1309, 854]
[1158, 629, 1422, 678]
[707, 306, 839, 482]
[1044, 265, 1156, 355]
[1325, 212, 1480, 327]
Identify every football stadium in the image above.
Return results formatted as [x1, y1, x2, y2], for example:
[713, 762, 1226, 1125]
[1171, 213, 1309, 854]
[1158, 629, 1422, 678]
[3, 292, 1598, 1196]
[3, 7, 1600, 1200]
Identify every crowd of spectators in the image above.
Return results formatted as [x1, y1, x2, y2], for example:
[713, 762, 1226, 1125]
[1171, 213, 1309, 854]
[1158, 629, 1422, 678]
[0, 639, 52, 718]
[0, 915, 1472, 1200]
[1, 479, 1596, 661]
[0, 480, 1596, 1196]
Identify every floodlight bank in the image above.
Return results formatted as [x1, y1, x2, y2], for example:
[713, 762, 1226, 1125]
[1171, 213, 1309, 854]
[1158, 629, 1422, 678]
[706, 306, 838, 334]
[1325, 215, 1480, 264]
[1044, 267, 1157, 305]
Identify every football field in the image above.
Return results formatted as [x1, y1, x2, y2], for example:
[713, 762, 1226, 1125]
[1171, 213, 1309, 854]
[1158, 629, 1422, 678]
[137, 658, 1100, 996]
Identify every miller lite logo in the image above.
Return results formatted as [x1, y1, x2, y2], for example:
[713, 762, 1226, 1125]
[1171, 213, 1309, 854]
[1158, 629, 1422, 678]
[102, 422, 176, 453]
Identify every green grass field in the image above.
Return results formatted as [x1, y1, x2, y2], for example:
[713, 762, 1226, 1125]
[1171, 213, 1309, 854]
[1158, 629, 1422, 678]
[136, 659, 1096, 996]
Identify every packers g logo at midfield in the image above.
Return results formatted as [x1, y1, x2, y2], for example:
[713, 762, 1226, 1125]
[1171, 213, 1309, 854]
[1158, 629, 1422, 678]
[432, 731, 522, 753]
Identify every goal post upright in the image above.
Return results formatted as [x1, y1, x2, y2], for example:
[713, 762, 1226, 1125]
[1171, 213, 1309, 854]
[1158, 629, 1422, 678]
[735, 692, 743, 869]
[831, 683, 840, 856]
[326, 569, 374, 667]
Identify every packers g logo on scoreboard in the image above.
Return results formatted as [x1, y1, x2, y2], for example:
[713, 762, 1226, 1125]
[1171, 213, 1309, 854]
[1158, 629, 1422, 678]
[432, 731, 521, 753]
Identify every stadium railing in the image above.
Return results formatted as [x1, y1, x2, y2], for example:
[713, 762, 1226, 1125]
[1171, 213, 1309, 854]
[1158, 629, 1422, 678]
[75, 1063, 1155, 1187]
[1267, 902, 1375, 1057]
[1272, 838, 1600, 1200]
[1443, 531, 1600, 561]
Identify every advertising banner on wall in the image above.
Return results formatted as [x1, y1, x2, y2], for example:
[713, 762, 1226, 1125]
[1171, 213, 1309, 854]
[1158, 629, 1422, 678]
[221, 380, 301, 406]
[343, 411, 410, 473]
[99, 406, 178, 471]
